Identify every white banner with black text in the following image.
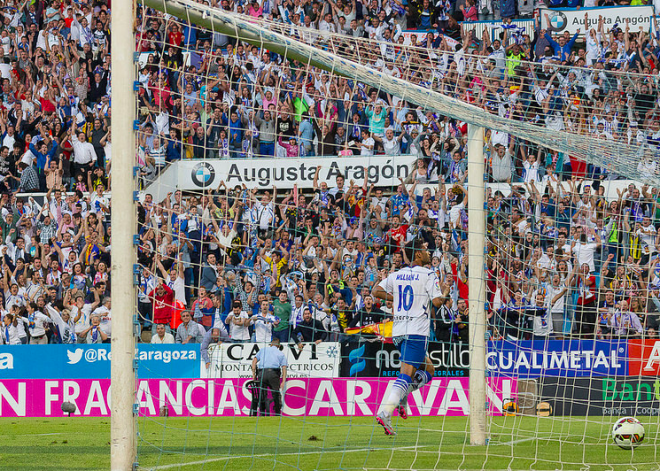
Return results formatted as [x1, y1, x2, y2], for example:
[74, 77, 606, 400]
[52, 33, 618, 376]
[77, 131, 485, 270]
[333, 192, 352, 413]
[149, 155, 417, 194]
[204, 342, 342, 379]
[539, 5, 654, 36]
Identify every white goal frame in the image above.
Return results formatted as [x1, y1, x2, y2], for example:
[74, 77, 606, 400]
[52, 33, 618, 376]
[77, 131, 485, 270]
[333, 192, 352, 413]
[110, 0, 137, 469]
[112, 1, 503, 467]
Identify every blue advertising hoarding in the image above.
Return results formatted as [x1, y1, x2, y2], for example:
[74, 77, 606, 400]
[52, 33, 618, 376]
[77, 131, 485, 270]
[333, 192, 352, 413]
[0, 340, 630, 380]
[487, 340, 628, 377]
[0, 344, 200, 379]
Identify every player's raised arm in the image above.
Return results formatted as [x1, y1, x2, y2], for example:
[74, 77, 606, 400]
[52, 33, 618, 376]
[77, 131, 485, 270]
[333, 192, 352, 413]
[372, 283, 393, 302]
[427, 272, 444, 308]
[372, 273, 393, 302]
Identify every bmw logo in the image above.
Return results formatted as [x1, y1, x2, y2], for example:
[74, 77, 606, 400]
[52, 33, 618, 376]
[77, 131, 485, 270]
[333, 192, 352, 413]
[549, 12, 567, 32]
[191, 162, 216, 188]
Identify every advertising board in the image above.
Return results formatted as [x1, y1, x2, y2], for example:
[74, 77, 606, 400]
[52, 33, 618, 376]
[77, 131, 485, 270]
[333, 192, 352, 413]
[628, 339, 660, 376]
[0, 345, 200, 379]
[487, 340, 628, 377]
[340, 339, 628, 379]
[205, 342, 341, 378]
[539, 6, 653, 36]
[0, 377, 516, 418]
[540, 377, 660, 416]
[340, 340, 469, 378]
[176, 155, 416, 191]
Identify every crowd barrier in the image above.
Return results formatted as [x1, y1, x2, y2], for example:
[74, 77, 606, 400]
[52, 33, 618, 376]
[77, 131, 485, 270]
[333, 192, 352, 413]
[145, 155, 417, 196]
[405, 6, 654, 47]
[538, 5, 653, 36]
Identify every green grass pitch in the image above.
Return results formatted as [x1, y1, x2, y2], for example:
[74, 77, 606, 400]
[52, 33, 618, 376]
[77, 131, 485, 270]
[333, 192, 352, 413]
[0, 416, 658, 470]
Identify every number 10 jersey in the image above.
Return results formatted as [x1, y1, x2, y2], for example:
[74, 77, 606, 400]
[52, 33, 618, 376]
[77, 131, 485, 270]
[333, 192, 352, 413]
[379, 266, 443, 338]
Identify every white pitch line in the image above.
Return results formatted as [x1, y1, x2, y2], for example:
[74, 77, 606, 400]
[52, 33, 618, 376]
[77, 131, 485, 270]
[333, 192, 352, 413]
[499, 437, 538, 446]
[143, 444, 428, 470]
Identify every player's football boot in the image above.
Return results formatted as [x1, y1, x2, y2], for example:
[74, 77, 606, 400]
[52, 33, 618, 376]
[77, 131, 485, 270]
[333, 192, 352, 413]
[397, 405, 408, 419]
[376, 412, 396, 436]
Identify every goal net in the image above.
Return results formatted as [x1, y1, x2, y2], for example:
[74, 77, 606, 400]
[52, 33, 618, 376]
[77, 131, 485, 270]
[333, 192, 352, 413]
[127, 1, 660, 469]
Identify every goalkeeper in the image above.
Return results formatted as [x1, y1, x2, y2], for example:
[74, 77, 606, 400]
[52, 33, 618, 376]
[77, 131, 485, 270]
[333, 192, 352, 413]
[372, 239, 443, 435]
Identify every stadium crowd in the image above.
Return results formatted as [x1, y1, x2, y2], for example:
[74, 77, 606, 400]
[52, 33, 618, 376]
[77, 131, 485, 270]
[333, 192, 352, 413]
[0, 0, 659, 346]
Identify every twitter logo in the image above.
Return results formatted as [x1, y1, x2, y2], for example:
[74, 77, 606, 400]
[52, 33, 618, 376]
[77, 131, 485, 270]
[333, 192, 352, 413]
[67, 349, 83, 365]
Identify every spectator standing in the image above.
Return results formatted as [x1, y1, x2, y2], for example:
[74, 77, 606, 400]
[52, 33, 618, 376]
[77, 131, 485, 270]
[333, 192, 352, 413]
[251, 299, 280, 343]
[271, 290, 292, 342]
[149, 281, 175, 332]
[225, 300, 251, 342]
[292, 307, 328, 347]
[26, 301, 51, 344]
[92, 296, 112, 342]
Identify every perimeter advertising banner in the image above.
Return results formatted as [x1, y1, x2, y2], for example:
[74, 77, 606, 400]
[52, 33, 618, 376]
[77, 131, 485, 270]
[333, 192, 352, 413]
[205, 342, 341, 378]
[340, 340, 469, 378]
[340, 339, 628, 379]
[176, 155, 416, 191]
[539, 377, 660, 416]
[0, 377, 516, 418]
[539, 6, 653, 36]
[628, 339, 660, 376]
[0, 345, 200, 379]
[487, 339, 628, 378]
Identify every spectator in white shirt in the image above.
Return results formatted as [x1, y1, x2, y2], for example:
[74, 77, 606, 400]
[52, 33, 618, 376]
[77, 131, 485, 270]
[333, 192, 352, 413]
[571, 228, 601, 273]
[26, 302, 51, 344]
[158, 260, 187, 307]
[46, 303, 77, 344]
[68, 294, 92, 339]
[375, 128, 403, 155]
[2, 312, 27, 344]
[251, 300, 280, 343]
[71, 124, 96, 179]
[609, 300, 643, 338]
[225, 301, 251, 342]
[151, 323, 175, 344]
[79, 314, 108, 344]
[91, 296, 112, 340]
[5, 283, 27, 311]
[357, 129, 375, 156]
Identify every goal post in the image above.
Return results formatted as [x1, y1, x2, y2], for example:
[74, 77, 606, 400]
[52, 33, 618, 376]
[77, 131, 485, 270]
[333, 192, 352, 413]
[467, 124, 487, 446]
[110, 0, 137, 467]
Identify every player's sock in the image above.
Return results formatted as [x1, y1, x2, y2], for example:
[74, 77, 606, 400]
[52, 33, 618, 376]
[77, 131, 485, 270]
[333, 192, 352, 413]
[378, 373, 412, 417]
[412, 370, 432, 390]
[399, 371, 431, 411]
[399, 384, 414, 407]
